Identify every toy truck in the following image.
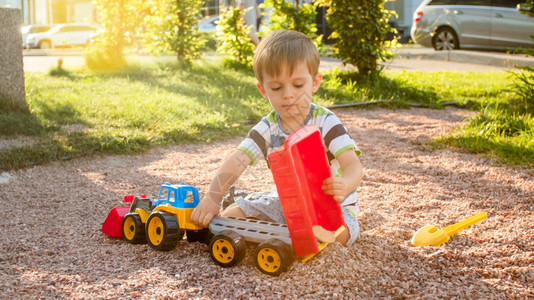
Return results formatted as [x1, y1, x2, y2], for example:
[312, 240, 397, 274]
[119, 182, 210, 250]
[104, 182, 298, 275]
[102, 125, 346, 276]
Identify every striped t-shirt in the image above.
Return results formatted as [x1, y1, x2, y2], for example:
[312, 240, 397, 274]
[238, 104, 361, 206]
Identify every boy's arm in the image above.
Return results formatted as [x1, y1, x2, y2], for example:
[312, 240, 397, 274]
[322, 150, 363, 202]
[191, 149, 252, 227]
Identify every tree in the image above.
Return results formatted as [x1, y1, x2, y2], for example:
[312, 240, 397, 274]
[260, 0, 323, 50]
[143, 0, 206, 62]
[86, 0, 144, 70]
[216, 6, 256, 68]
[320, 0, 396, 77]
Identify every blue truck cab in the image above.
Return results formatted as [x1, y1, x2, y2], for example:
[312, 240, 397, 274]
[155, 182, 200, 209]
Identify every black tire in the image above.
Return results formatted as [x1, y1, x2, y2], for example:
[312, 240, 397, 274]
[209, 230, 246, 268]
[254, 239, 295, 276]
[432, 27, 459, 51]
[186, 228, 211, 244]
[146, 212, 183, 251]
[122, 213, 146, 244]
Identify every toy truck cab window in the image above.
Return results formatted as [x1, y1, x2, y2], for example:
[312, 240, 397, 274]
[158, 187, 176, 203]
[185, 191, 194, 203]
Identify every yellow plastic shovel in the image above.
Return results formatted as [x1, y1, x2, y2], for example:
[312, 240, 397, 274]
[411, 212, 487, 247]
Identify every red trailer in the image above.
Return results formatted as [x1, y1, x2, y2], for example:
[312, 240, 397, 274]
[268, 125, 346, 257]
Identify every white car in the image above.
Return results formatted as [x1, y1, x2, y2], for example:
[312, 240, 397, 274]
[26, 23, 102, 49]
[21, 24, 51, 48]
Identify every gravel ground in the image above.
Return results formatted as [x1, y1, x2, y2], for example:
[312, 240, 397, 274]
[1, 107, 532, 299]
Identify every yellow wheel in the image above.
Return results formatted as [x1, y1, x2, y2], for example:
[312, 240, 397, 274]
[146, 212, 183, 251]
[212, 239, 235, 264]
[122, 213, 146, 244]
[256, 248, 282, 273]
[254, 239, 294, 276]
[209, 230, 246, 267]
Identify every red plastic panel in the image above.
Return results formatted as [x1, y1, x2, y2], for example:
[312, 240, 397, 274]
[268, 125, 345, 257]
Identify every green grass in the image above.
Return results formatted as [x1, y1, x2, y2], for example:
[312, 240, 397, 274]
[0, 56, 532, 170]
[434, 105, 533, 166]
[317, 69, 518, 109]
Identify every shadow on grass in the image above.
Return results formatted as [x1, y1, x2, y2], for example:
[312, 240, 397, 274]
[49, 66, 85, 81]
[2, 64, 481, 171]
[89, 60, 264, 125]
[0, 109, 48, 136]
[0, 118, 246, 171]
[36, 100, 90, 127]
[320, 70, 443, 108]
[1, 61, 261, 171]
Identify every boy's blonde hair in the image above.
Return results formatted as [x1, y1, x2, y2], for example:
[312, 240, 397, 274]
[253, 30, 320, 83]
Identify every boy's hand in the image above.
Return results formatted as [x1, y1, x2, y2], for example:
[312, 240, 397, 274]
[191, 196, 220, 227]
[322, 177, 348, 202]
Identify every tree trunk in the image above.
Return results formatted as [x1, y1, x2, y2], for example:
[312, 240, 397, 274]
[0, 8, 26, 112]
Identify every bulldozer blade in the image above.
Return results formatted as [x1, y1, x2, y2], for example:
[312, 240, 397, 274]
[102, 206, 130, 238]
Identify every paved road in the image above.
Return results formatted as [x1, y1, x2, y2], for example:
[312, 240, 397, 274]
[23, 46, 534, 72]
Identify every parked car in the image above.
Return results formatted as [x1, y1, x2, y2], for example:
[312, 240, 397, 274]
[411, 0, 534, 51]
[21, 24, 51, 48]
[26, 23, 102, 49]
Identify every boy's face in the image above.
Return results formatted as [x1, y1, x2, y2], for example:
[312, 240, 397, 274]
[256, 61, 323, 128]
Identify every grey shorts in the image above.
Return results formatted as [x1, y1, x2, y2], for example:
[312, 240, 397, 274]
[234, 191, 360, 245]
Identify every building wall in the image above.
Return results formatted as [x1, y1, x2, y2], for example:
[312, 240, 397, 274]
[33, 0, 50, 24]
[70, 1, 93, 23]
[0, 8, 26, 111]
[0, 0, 21, 8]
[0, 0, 95, 25]
[6, 0, 220, 26]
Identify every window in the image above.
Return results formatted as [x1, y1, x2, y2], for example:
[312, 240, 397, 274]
[159, 188, 169, 202]
[58, 26, 72, 33]
[492, 0, 523, 8]
[36, 26, 51, 33]
[454, 0, 489, 6]
[58, 25, 94, 33]
[185, 191, 194, 203]
[428, 0, 455, 5]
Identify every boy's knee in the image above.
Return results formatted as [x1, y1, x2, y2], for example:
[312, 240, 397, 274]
[220, 203, 246, 218]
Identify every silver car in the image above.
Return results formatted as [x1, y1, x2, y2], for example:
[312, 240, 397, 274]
[411, 0, 534, 50]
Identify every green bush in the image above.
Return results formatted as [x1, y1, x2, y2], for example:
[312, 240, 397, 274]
[511, 67, 534, 113]
[320, 0, 396, 76]
[84, 47, 127, 71]
[199, 32, 218, 52]
[87, 0, 144, 70]
[143, 0, 206, 62]
[216, 6, 256, 68]
[260, 0, 323, 51]
[512, 0, 534, 113]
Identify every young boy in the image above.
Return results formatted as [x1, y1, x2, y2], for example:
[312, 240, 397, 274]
[191, 30, 363, 245]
